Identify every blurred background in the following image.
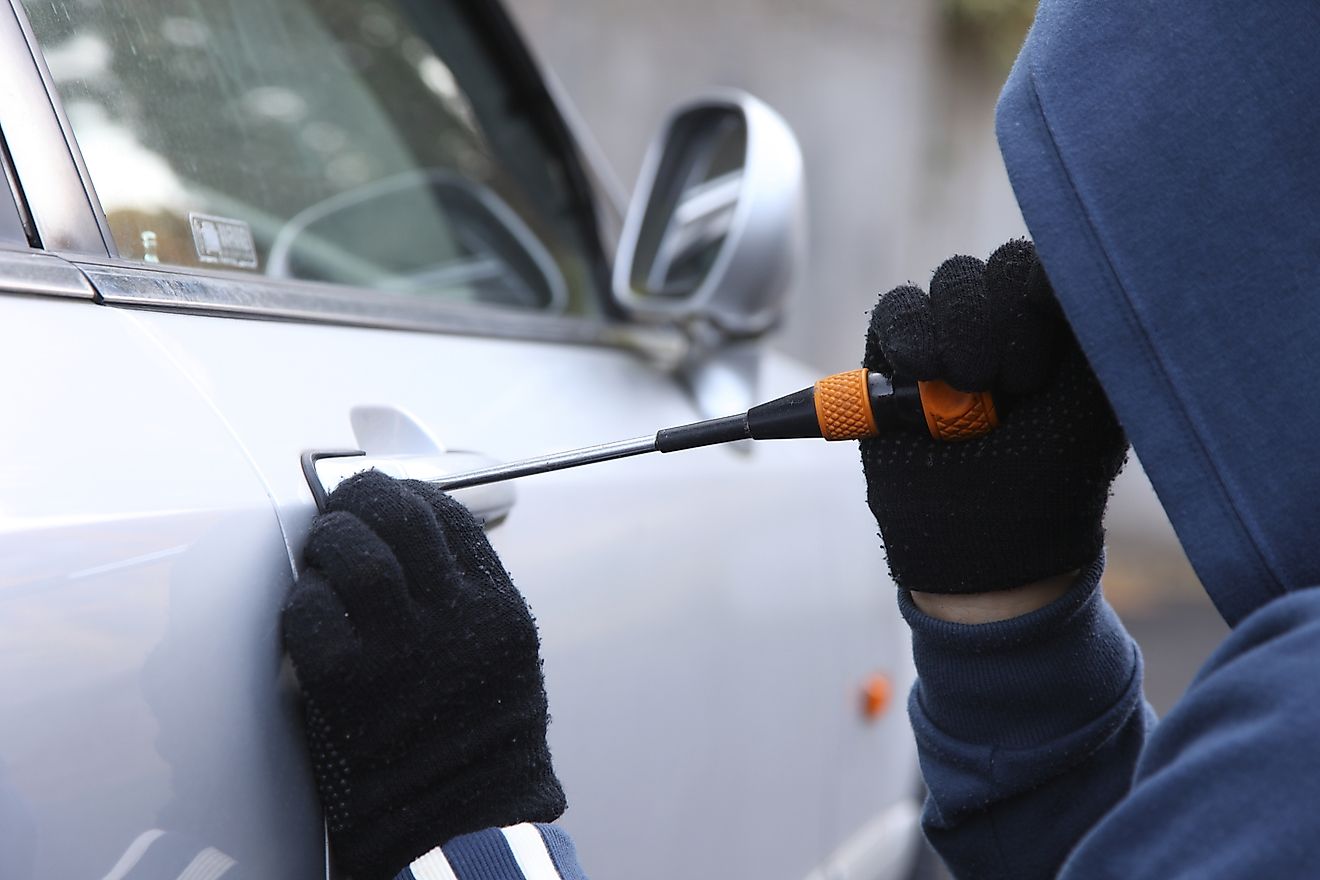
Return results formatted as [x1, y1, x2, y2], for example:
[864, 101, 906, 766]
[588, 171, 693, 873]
[506, 0, 1226, 713]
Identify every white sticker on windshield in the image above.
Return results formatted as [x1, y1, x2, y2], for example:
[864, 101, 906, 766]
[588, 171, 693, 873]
[189, 212, 258, 269]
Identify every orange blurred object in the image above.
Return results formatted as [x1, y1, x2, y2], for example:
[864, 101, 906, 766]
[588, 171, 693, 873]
[861, 673, 893, 720]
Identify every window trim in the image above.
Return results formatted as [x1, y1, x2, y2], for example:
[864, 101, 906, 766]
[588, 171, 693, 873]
[456, 0, 618, 312]
[0, 246, 95, 298]
[0, 0, 635, 341]
[73, 255, 687, 361]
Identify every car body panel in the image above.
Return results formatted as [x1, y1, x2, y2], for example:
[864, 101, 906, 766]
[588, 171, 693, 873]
[0, 292, 321, 878]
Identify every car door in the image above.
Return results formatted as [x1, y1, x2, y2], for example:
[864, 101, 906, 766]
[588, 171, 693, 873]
[0, 37, 322, 879]
[6, 0, 920, 877]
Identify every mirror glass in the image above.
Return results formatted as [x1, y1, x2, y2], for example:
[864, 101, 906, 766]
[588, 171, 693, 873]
[628, 107, 748, 299]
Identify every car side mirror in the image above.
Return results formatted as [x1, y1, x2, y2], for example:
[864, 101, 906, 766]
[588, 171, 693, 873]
[613, 91, 805, 338]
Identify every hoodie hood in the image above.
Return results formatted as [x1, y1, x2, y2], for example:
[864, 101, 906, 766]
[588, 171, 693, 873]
[996, 1, 1320, 625]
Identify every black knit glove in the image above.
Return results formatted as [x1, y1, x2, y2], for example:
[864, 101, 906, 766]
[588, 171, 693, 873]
[862, 239, 1128, 593]
[282, 470, 565, 880]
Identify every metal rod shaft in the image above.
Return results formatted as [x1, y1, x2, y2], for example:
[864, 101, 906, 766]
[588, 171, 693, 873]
[429, 435, 659, 491]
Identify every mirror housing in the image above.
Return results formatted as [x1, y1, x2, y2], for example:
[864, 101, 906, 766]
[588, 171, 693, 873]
[613, 91, 805, 338]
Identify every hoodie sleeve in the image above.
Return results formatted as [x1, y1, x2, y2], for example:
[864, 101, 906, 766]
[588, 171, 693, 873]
[396, 824, 588, 880]
[900, 557, 1156, 879]
[1058, 586, 1320, 878]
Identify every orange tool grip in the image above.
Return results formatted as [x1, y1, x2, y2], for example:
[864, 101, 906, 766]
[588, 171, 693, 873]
[916, 380, 999, 441]
[814, 369, 879, 440]
[812, 370, 999, 442]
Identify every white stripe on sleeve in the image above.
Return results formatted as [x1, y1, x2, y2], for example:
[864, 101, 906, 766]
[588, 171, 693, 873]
[102, 829, 166, 880]
[177, 846, 236, 880]
[409, 846, 461, 880]
[500, 824, 562, 880]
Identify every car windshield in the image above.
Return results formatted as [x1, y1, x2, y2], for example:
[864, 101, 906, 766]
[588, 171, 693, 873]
[20, 0, 604, 313]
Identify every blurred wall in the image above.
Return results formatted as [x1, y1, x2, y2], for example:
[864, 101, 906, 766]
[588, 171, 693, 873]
[507, 0, 1025, 372]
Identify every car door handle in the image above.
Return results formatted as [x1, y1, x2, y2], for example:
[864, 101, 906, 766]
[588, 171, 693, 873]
[301, 449, 516, 527]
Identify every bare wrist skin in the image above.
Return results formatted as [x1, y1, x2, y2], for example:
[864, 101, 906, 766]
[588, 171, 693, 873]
[910, 570, 1078, 624]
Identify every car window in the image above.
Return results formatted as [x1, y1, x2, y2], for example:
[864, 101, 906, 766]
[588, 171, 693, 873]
[20, 0, 605, 314]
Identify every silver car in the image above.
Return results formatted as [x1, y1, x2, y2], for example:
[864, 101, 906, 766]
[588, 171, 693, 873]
[0, 0, 921, 877]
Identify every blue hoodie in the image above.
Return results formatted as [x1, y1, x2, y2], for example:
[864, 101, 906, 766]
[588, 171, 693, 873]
[998, 0, 1320, 627]
[903, 1, 1320, 877]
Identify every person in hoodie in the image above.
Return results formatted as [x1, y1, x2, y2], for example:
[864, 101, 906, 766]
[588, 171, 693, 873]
[281, 2, 1320, 878]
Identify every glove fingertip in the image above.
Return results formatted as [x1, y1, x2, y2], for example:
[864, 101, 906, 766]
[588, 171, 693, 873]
[869, 284, 940, 379]
[863, 319, 891, 375]
[398, 480, 475, 555]
[400, 479, 466, 516]
[398, 481, 523, 610]
[984, 238, 1037, 289]
[930, 254, 986, 290]
[302, 510, 367, 570]
[930, 256, 994, 390]
[301, 509, 416, 631]
[983, 240, 1071, 394]
[324, 468, 404, 518]
[282, 568, 358, 670]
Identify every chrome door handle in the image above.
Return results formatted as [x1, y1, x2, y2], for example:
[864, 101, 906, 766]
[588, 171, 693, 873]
[301, 450, 517, 527]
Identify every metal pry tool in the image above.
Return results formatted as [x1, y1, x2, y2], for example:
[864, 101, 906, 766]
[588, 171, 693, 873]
[429, 370, 999, 492]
